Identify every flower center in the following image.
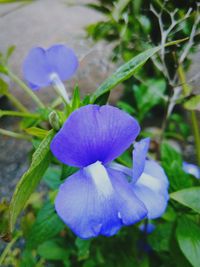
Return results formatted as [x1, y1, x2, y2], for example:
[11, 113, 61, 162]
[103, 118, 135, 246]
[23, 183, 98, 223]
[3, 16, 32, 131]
[85, 161, 113, 197]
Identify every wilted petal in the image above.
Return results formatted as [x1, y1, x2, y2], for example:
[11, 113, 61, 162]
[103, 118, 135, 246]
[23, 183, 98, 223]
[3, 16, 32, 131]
[183, 162, 200, 179]
[132, 138, 150, 183]
[51, 105, 140, 168]
[47, 44, 78, 81]
[132, 160, 169, 219]
[55, 161, 147, 239]
[23, 47, 50, 87]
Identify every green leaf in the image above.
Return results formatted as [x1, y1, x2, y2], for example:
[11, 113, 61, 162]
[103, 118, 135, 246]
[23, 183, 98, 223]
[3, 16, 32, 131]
[75, 238, 91, 261]
[148, 222, 173, 252]
[133, 78, 166, 121]
[38, 240, 69, 261]
[43, 166, 62, 189]
[91, 46, 161, 103]
[25, 127, 48, 138]
[176, 217, 200, 267]
[184, 95, 200, 111]
[171, 187, 200, 214]
[90, 39, 186, 103]
[8, 130, 54, 234]
[6, 46, 16, 62]
[71, 84, 81, 111]
[161, 143, 193, 191]
[0, 78, 8, 95]
[161, 142, 182, 165]
[112, 0, 131, 22]
[26, 202, 65, 249]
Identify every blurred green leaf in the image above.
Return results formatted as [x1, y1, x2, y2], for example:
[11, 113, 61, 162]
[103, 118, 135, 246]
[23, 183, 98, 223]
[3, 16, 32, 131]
[176, 217, 200, 267]
[148, 222, 173, 252]
[161, 143, 193, 191]
[6, 46, 15, 62]
[184, 95, 200, 111]
[75, 238, 91, 261]
[26, 202, 65, 249]
[171, 187, 200, 214]
[112, 0, 131, 22]
[0, 78, 8, 95]
[117, 101, 136, 115]
[38, 240, 69, 261]
[25, 127, 48, 138]
[8, 130, 54, 235]
[20, 249, 36, 267]
[91, 39, 185, 103]
[133, 79, 166, 121]
[43, 166, 62, 190]
[161, 143, 182, 165]
[71, 84, 81, 111]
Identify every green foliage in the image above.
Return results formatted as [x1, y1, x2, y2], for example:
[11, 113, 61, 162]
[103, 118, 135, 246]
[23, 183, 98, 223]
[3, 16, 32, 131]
[171, 187, 200, 214]
[161, 143, 193, 192]
[26, 202, 65, 249]
[184, 96, 200, 111]
[8, 130, 54, 235]
[177, 217, 200, 267]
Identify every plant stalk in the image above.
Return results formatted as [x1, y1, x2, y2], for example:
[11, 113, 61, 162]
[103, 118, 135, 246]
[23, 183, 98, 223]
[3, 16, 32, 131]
[0, 110, 40, 118]
[7, 70, 45, 109]
[5, 92, 28, 112]
[0, 128, 31, 141]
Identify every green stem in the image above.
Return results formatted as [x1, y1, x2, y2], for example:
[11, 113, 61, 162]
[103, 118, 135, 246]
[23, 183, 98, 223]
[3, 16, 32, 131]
[0, 110, 40, 118]
[191, 111, 200, 165]
[0, 231, 22, 265]
[0, 128, 31, 141]
[7, 70, 45, 109]
[5, 92, 28, 112]
[178, 64, 200, 165]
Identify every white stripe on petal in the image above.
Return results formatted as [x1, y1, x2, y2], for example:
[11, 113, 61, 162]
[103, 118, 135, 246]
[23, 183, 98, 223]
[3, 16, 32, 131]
[50, 72, 70, 104]
[137, 172, 163, 192]
[85, 161, 114, 197]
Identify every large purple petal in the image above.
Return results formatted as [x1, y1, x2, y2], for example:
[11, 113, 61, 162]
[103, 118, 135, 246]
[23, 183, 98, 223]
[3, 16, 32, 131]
[132, 138, 150, 183]
[55, 162, 147, 239]
[47, 45, 78, 81]
[23, 47, 51, 88]
[132, 160, 169, 219]
[51, 105, 140, 168]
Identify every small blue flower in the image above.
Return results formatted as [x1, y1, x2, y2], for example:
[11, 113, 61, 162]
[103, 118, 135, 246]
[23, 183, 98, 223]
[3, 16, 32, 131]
[183, 162, 200, 179]
[111, 138, 169, 219]
[51, 105, 147, 239]
[23, 44, 78, 103]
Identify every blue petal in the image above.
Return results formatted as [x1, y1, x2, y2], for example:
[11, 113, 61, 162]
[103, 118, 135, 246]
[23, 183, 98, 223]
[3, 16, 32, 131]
[132, 160, 169, 219]
[55, 162, 147, 239]
[23, 45, 78, 88]
[51, 105, 140, 168]
[23, 47, 51, 88]
[46, 45, 78, 81]
[132, 138, 150, 183]
[183, 162, 200, 179]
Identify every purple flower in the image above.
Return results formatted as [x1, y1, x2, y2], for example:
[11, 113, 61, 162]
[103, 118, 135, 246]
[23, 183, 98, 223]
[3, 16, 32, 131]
[50, 105, 147, 239]
[23, 44, 78, 103]
[183, 162, 200, 179]
[111, 138, 169, 219]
